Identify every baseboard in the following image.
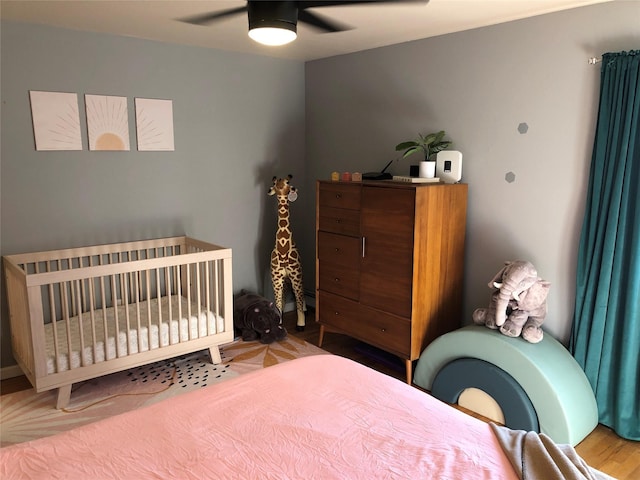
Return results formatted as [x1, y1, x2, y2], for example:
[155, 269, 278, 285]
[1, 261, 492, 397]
[283, 294, 316, 312]
[305, 294, 316, 309]
[1, 364, 24, 381]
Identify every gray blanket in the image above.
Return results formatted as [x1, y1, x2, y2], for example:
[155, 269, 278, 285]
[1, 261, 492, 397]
[489, 423, 616, 480]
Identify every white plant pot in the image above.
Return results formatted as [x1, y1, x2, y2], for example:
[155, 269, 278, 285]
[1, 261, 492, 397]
[419, 161, 436, 178]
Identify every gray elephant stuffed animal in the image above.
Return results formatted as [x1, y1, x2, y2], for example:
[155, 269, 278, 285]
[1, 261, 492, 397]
[472, 260, 550, 343]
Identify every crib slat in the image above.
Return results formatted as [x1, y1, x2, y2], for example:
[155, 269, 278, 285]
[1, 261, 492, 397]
[74, 280, 87, 367]
[121, 272, 132, 355]
[195, 262, 202, 338]
[79, 257, 88, 314]
[66, 259, 76, 320]
[86, 257, 98, 364]
[111, 274, 122, 358]
[156, 266, 163, 346]
[133, 271, 142, 353]
[165, 266, 173, 345]
[98, 262, 109, 361]
[61, 280, 73, 370]
[186, 263, 192, 340]
[204, 261, 211, 335]
[48, 282, 61, 372]
[146, 269, 152, 349]
[176, 264, 183, 340]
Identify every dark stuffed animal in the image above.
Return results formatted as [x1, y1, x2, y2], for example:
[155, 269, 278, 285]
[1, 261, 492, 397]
[234, 290, 287, 344]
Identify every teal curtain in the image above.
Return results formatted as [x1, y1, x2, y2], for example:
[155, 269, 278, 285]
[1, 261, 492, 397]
[569, 50, 640, 441]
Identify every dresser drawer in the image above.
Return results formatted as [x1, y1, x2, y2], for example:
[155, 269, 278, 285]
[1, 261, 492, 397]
[358, 304, 411, 357]
[318, 292, 411, 357]
[318, 183, 361, 210]
[318, 263, 359, 300]
[318, 207, 360, 236]
[317, 232, 361, 267]
[317, 291, 360, 334]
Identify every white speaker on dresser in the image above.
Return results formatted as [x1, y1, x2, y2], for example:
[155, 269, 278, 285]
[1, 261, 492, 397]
[436, 151, 463, 183]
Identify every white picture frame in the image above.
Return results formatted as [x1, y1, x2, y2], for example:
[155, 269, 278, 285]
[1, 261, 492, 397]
[29, 91, 82, 151]
[135, 98, 175, 151]
[85, 94, 130, 151]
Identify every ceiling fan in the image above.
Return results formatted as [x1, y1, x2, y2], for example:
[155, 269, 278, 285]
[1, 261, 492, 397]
[180, 1, 426, 46]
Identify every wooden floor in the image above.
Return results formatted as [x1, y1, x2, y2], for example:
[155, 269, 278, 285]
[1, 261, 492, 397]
[2, 309, 637, 479]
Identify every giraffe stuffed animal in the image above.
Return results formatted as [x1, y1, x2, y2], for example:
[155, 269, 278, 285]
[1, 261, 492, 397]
[268, 175, 307, 331]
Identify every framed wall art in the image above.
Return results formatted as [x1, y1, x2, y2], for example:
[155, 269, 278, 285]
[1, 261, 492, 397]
[85, 94, 130, 151]
[135, 98, 175, 151]
[29, 90, 82, 151]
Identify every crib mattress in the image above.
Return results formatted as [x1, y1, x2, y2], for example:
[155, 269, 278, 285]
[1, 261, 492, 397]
[44, 296, 225, 373]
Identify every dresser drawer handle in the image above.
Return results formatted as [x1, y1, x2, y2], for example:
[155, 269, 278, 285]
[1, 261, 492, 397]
[334, 248, 340, 253]
[335, 218, 342, 224]
[334, 311, 340, 316]
[334, 277, 340, 282]
[380, 328, 386, 333]
[335, 193, 342, 199]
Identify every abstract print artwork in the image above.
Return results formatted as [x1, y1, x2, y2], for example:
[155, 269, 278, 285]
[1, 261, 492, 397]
[29, 91, 82, 151]
[135, 98, 175, 151]
[85, 94, 130, 151]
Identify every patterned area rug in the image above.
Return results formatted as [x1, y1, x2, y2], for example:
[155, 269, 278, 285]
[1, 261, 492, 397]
[1, 336, 328, 446]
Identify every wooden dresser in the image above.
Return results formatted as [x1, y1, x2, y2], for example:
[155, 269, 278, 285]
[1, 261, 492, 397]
[315, 180, 468, 384]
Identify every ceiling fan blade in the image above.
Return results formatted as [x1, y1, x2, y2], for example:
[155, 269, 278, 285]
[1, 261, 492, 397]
[179, 6, 247, 26]
[297, 0, 428, 32]
[298, 0, 428, 8]
[298, 10, 351, 33]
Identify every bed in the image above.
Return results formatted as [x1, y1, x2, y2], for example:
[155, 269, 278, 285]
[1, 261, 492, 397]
[3, 236, 233, 409]
[0, 355, 610, 480]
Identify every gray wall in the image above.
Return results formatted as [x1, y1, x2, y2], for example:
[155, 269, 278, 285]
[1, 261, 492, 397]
[0, 22, 306, 368]
[304, 1, 640, 344]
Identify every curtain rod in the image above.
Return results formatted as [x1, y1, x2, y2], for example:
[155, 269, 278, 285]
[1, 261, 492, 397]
[589, 57, 601, 65]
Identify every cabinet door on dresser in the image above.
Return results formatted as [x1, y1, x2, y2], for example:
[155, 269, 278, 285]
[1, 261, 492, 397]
[359, 185, 415, 319]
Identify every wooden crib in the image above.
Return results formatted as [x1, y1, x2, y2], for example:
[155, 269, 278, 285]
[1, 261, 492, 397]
[3, 236, 233, 409]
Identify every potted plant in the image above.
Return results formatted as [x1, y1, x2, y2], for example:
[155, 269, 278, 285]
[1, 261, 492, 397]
[395, 130, 452, 178]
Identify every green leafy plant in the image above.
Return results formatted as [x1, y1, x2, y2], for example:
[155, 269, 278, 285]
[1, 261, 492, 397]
[395, 130, 452, 161]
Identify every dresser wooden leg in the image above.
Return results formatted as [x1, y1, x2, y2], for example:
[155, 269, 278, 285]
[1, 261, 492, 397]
[405, 359, 413, 385]
[318, 325, 325, 347]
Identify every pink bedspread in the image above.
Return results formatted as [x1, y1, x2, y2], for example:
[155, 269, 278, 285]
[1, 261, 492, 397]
[1, 355, 518, 479]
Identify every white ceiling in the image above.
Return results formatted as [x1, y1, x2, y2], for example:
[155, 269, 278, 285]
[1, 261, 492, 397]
[1, 0, 612, 61]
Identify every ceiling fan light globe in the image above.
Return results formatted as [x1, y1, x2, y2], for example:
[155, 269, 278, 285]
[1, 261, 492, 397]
[249, 26, 297, 46]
